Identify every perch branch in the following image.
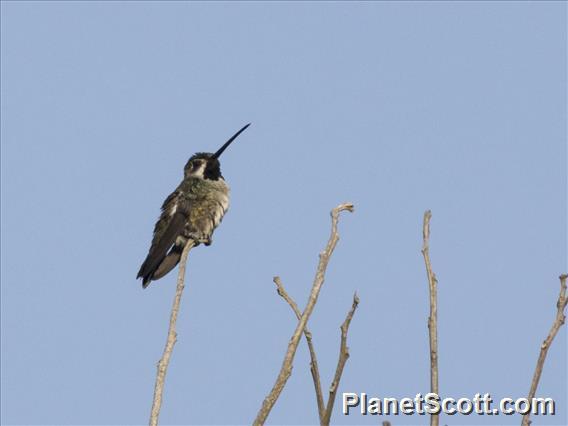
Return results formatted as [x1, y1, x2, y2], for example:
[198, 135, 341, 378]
[273, 276, 325, 422]
[521, 274, 568, 426]
[253, 202, 354, 425]
[421, 210, 439, 426]
[322, 293, 360, 426]
[149, 240, 195, 426]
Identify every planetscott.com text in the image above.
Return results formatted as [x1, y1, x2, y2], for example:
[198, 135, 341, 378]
[342, 392, 555, 416]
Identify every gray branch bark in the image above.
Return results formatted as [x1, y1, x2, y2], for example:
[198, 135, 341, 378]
[274, 277, 359, 425]
[273, 276, 326, 422]
[521, 274, 568, 426]
[322, 293, 359, 425]
[253, 202, 354, 425]
[421, 210, 439, 426]
[149, 240, 195, 426]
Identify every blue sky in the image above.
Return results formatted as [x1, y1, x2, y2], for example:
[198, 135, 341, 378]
[1, 1, 566, 425]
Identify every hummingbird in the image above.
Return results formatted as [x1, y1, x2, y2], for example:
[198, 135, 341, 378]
[137, 123, 251, 288]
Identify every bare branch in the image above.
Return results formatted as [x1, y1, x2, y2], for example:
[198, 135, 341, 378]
[521, 274, 568, 426]
[322, 293, 360, 426]
[253, 202, 354, 425]
[273, 276, 325, 423]
[149, 240, 195, 426]
[421, 210, 439, 426]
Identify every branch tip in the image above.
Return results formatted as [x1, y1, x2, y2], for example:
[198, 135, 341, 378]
[255, 203, 355, 425]
[421, 210, 438, 426]
[332, 202, 355, 216]
[522, 273, 568, 426]
[353, 291, 360, 305]
[321, 294, 360, 425]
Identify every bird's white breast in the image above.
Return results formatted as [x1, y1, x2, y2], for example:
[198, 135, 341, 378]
[211, 181, 229, 227]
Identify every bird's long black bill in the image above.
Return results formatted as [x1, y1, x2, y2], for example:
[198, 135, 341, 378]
[212, 123, 251, 159]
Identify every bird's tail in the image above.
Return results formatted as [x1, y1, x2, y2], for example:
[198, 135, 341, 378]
[141, 246, 183, 288]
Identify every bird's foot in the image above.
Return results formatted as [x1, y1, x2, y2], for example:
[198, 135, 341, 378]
[188, 233, 212, 246]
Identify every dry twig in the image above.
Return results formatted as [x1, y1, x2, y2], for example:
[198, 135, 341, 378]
[273, 279, 359, 425]
[273, 276, 326, 422]
[322, 293, 360, 426]
[421, 210, 439, 426]
[521, 274, 568, 426]
[253, 202, 354, 425]
[149, 240, 195, 426]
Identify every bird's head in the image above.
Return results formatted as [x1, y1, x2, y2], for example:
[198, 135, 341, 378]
[184, 123, 250, 180]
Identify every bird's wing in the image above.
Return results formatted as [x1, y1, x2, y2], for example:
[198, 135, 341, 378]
[137, 194, 190, 282]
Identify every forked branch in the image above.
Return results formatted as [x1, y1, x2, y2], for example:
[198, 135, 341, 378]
[149, 240, 195, 426]
[253, 202, 354, 425]
[322, 293, 360, 425]
[521, 274, 568, 426]
[273, 276, 325, 422]
[274, 278, 359, 425]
